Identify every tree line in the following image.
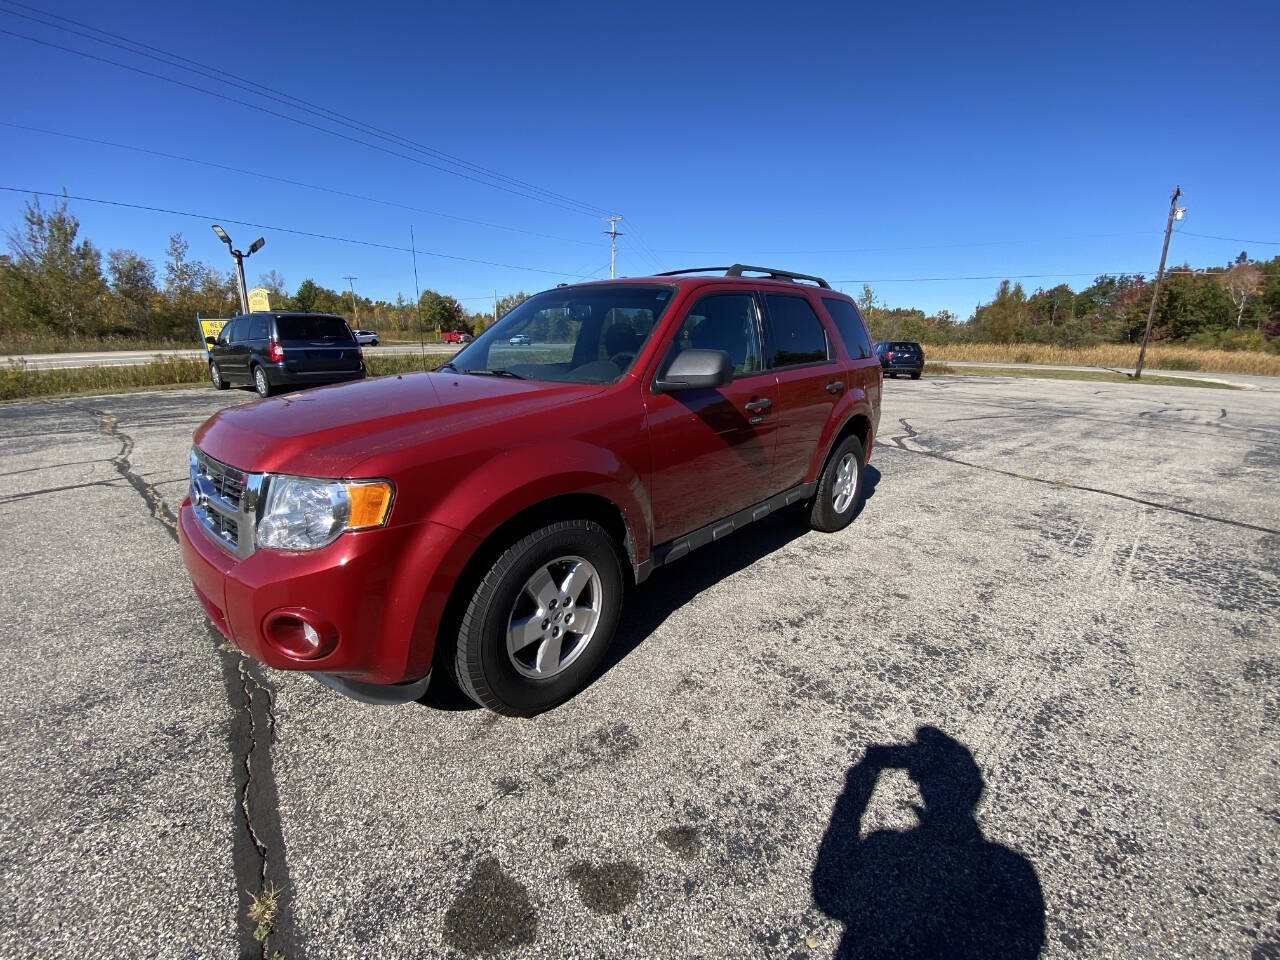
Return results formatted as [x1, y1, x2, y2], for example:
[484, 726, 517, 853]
[3, 195, 1277, 352]
[858, 255, 1280, 352]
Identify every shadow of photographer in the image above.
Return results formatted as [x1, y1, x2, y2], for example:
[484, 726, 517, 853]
[813, 726, 1045, 959]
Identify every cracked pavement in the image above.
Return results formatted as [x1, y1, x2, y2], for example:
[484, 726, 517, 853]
[0, 374, 1276, 959]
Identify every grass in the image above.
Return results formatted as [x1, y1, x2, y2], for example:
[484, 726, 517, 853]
[1, 352, 446, 401]
[928, 342, 1280, 376]
[0, 334, 200, 355]
[248, 884, 277, 943]
[929, 362, 1240, 389]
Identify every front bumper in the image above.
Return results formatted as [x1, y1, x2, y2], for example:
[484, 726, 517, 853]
[179, 500, 477, 685]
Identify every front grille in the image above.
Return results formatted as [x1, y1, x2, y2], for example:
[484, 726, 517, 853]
[189, 448, 262, 558]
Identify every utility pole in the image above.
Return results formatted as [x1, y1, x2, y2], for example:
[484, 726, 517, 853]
[1134, 186, 1184, 380]
[211, 225, 264, 314]
[343, 275, 360, 324]
[604, 216, 623, 278]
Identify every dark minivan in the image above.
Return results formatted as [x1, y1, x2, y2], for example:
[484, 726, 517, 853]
[207, 312, 366, 397]
[874, 340, 924, 379]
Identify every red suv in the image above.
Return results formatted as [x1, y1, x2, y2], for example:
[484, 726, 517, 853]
[179, 265, 882, 714]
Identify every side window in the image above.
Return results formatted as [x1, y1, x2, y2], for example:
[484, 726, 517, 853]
[248, 316, 269, 340]
[217, 321, 235, 345]
[765, 294, 829, 367]
[226, 318, 244, 343]
[667, 293, 763, 376]
[822, 298, 873, 359]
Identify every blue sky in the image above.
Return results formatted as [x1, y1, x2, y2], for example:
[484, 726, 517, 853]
[1, 0, 1277, 316]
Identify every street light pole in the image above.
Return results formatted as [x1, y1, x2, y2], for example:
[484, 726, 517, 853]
[211, 225, 265, 314]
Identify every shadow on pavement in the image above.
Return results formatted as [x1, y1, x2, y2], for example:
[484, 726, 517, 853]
[423, 463, 881, 710]
[813, 726, 1045, 959]
[599, 464, 881, 678]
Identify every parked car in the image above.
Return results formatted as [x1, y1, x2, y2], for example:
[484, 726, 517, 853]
[206, 312, 366, 397]
[180, 265, 881, 713]
[508, 333, 532, 345]
[442, 330, 472, 344]
[874, 340, 924, 379]
[354, 329, 379, 346]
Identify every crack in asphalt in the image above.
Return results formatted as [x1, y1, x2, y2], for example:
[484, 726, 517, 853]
[68, 400, 300, 960]
[882, 417, 1280, 536]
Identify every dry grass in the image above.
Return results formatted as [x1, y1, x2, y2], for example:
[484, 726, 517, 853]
[248, 884, 278, 943]
[1, 353, 446, 401]
[928, 343, 1280, 376]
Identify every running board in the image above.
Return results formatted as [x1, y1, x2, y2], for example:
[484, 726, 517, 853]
[635, 482, 815, 583]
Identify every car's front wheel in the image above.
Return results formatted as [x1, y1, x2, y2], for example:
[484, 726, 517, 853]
[910, 371, 921, 380]
[210, 361, 228, 390]
[253, 365, 273, 398]
[370, 339, 378, 346]
[453, 520, 624, 715]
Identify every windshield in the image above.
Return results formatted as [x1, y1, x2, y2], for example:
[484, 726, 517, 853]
[449, 285, 675, 383]
[275, 315, 355, 342]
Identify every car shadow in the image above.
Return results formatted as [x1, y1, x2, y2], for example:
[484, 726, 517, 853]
[422, 463, 880, 711]
[597, 463, 881, 681]
[812, 726, 1045, 959]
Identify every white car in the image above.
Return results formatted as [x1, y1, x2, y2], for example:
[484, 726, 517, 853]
[508, 334, 532, 345]
[353, 329, 379, 346]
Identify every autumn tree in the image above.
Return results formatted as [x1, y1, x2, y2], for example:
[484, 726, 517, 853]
[1222, 262, 1261, 329]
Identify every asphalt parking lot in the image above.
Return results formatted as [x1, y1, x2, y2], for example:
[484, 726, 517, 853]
[1, 374, 1277, 960]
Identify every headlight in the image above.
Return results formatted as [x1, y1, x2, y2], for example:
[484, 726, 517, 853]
[256, 476, 393, 552]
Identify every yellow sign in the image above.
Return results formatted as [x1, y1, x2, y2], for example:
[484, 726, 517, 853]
[247, 287, 273, 312]
[197, 316, 230, 354]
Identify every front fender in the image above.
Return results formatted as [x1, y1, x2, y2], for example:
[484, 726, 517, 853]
[428, 440, 654, 567]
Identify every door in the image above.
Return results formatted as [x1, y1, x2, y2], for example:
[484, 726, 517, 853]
[644, 290, 779, 544]
[217, 317, 248, 382]
[762, 292, 844, 489]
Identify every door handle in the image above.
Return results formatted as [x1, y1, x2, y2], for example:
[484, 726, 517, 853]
[744, 398, 772, 413]
[826, 380, 845, 395]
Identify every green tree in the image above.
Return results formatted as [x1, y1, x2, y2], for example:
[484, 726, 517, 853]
[107, 249, 157, 338]
[418, 289, 465, 332]
[495, 291, 531, 320]
[5, 197, 108, 337]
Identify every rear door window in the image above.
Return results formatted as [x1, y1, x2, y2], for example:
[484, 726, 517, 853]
[822, 298, 873, 359]
[764, 294, 830, 367]
[275, 315, 355, 342]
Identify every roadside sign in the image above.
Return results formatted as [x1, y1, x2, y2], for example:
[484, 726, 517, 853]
[196, 314, 230, 355]
[248, 287, 272, 312]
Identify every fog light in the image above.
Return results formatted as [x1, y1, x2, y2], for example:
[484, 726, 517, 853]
[263, 609, 337, 660]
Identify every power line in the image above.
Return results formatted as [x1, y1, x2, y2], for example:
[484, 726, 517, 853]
[1177, 230, 1280, 246]
[0, 186, 602, 280]
[0, 121, 601, 249]
[0, 26, 608, 219]
[833, 270, 1185, 284]
[0, 1, 611, 218]
[654, 231, 1159, 257]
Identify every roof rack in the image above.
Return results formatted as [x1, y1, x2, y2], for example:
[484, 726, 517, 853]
[653, 264, 830, 289]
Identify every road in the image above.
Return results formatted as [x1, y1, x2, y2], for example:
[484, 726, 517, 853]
[1, 375, 1277, 959]
[2, 342, 460, 370]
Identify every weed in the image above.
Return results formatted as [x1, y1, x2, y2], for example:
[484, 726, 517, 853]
[248, 884, 278, 943]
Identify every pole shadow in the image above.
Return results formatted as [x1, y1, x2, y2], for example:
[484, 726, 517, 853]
[812, 726, 1045, 959]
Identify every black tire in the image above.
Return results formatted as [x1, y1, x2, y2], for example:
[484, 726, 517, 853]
[370, 338, 379, 346]
[910, 371, 921, 380]
[454, 520, 624, 716]
[887, 372, 897, 379]
[252, 365, 273, 398]
[210, 361, 229, 390]
[809, 434, 866, 533]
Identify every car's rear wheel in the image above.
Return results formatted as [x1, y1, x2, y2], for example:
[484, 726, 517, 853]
[809, 434, 866, 533]
[370, 338, 378, 346]
[454, 520, 624, 716]
[253, 365, 273, 398]
[210, 361, 228, 390]
[910, 371, 921, 380]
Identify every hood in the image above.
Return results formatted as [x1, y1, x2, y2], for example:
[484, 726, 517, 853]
[193, 371, 606, 477]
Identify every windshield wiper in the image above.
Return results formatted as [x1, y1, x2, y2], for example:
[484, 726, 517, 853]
[465, 368, 525, 379]
[439, 361, 458, 372]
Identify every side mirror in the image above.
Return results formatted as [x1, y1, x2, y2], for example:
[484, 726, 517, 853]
[205, 336, 218, 346]
[654, 349, 734, 392]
